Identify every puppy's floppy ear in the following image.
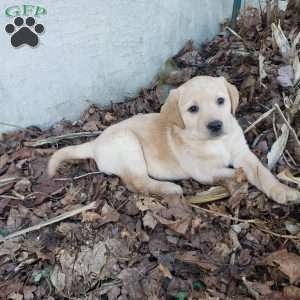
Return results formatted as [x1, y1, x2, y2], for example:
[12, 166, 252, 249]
[160, 89, 184, 128]
[223, 78, 239, 115]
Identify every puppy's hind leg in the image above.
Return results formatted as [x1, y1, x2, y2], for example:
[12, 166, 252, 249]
[120, 144, 183, 196]
[124, 174, 183, 196]
[94, 130, 182, 196]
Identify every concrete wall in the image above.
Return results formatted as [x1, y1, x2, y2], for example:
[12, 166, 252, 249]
[0, 0, 234, 132]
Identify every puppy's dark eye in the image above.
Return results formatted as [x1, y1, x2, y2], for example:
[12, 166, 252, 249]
[217, 97, 225, 105]
[188, 105, 199, 113]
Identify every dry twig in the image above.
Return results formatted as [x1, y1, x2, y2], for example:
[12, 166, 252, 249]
[191, 205, 300, 241]
[24, 131, 101, 147]
[244, 107, 275, 133]
[190, 204, 257, 224]
[0, 201, 97, 242]
[54, 171, 102, 181]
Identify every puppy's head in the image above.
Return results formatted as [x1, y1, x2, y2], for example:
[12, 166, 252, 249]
[160, 76, 239, 140]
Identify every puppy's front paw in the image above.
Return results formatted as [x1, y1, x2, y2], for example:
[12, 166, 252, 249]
[271, 184, 300, 205]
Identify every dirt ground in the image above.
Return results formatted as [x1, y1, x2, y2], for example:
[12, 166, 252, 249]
[1, 3, 300, 300]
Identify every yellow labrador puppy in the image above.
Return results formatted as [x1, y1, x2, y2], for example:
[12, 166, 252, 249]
[48, 76, 300, 204]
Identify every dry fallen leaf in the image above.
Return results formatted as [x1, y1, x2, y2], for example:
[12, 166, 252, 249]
[266, 249, 300, 283]
[175, 251, 217, 272]
[152, 196, 193, 235]
[7, 292, 23, 300]
[284, 220, 300, 235]
[14, 178, 31, 193]
[242, 277, 273, 297]
[154, 212, 191, 235]
[23, 286, 37, 300]
[82, 120, 99, 131]
[6, 208, 22, 232]
[277, 65, 294, 87]
[0, 279, 23, 299]
[0, 241, 21, 256]
[165, 67, 197, 85]
[137, 195, 193, 235]
[117, 268, 145, 299]
[50, 242, 107, 292]
[50, 239, 128, 294]
[104, 111, 116, 123]
[100, 202, 120, 224]
[136, 196, 165, 211]
[81, 211, 102, 222]
[0, 153, 9, 170]
[82, 203, 119, 224]
[284, 286, 300, 300]
[60, 190, 79, 206]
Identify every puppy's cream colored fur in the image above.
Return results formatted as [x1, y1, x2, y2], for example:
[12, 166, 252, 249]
[48, 76, 300, 204]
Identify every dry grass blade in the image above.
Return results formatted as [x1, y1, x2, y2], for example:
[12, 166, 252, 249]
[290, 31, 300, 59]
[0, 176, 20, 187]
[0, 201, 97, 242]
[187, 186, 229, 204]
[24, 131, 101, 147]
[259, 53, 267, 86]
[267, 123, 289, 170]
[225, 26, 245, 41]
[293, 55, 300, 84]
[275, 104, 300, 147]
[290, 31, 300, 83]
[225, 26, 252, 51]
[272, 23, 290, 60]
[266, 0, 272, 28]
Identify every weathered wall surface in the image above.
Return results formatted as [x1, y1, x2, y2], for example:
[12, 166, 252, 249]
[0, 0, 234, 132]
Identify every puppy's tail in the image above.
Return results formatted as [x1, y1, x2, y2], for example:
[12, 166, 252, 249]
[48, 141, 95, 177]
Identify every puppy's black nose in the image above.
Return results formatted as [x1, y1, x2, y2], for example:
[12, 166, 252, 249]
[207, 120, 223, 133]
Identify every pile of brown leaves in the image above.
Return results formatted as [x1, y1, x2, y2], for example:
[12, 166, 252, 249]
[1, 3, 300, 300]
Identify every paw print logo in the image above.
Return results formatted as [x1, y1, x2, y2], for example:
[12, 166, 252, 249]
[5, 17, 44, 47]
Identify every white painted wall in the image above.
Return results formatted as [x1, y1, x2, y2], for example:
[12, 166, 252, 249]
[0, 0, 234, 132]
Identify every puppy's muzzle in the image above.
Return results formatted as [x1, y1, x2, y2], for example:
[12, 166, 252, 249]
[207, 120, 223, 136]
